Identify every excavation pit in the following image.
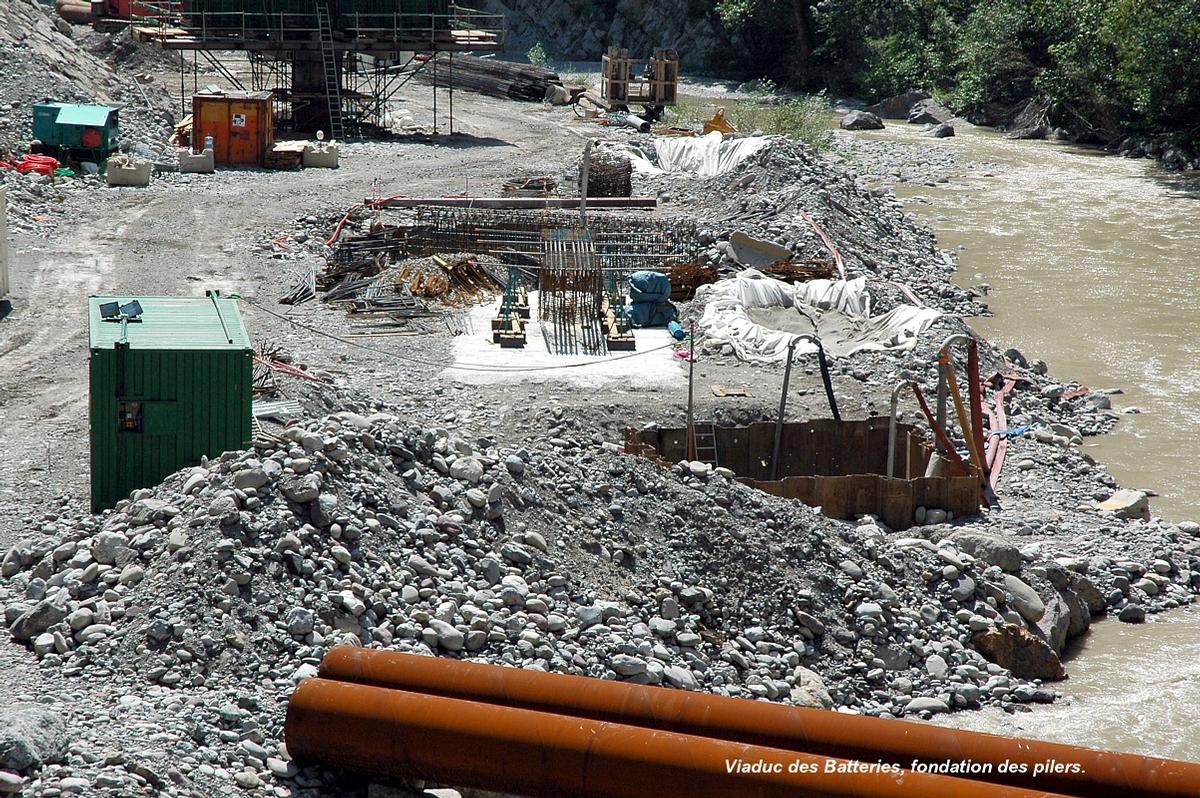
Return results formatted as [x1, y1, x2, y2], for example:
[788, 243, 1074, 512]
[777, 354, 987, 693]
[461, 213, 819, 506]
[626, 418, 981, 530]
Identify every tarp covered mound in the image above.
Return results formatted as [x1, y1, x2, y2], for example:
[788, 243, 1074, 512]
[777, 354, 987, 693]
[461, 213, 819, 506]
[599, 132, 773, 179]
[695, 270, 942, 363]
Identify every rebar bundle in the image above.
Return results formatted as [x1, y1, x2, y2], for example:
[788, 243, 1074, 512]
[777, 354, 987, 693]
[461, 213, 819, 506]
[579, 149, 632, 198]
[407, 207, 698, 282]
[539, 231, 606, 356]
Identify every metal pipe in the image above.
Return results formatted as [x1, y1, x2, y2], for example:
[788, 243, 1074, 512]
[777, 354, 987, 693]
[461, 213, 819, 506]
[316, 648, 1200, 798]
[623, 113, 651, 133]
[286, 678, 1070, 798]
[886, 380, 908, 479]
[937, 333, 972, 447]
[579, 137, 595, 225]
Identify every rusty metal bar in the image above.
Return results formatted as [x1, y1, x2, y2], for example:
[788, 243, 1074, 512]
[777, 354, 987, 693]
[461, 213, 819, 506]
[316, 648, 1200, 798]
[286, 678, 1072, 798]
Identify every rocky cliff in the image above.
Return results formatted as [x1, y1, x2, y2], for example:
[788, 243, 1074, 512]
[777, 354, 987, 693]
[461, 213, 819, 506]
[482, 0, 734, 71]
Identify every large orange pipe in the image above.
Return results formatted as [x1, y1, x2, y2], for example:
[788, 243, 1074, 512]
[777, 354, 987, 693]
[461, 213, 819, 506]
[318, 647, 1200, 798]
[286, 678, 1070, 798]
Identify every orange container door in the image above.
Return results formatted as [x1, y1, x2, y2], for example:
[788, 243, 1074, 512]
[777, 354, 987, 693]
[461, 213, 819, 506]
[196, 99, 230, 164]
[228, 101, 260, 165]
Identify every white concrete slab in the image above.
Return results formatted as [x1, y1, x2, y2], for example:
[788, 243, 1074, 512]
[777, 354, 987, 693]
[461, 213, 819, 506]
[442, 294, 684, 388]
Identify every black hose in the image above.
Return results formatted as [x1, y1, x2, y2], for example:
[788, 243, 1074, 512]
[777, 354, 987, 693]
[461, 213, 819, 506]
[814, 342, 841, 420]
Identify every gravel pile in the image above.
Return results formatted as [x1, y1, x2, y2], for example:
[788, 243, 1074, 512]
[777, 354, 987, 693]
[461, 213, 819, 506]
[632, 135, 982, 316]
[1, 377, 1198, 794]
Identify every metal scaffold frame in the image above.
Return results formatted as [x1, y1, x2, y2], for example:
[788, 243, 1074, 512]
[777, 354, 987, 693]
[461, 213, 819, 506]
[138, 2, 505, 135]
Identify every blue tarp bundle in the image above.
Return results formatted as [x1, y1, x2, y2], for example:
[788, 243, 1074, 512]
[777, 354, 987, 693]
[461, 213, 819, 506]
[628, 271, 671, 304]
[626, 270, 676, 328]
[628, 300, 677, 328]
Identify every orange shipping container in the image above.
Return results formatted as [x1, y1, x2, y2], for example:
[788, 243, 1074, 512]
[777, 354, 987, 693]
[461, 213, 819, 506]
[191, 92, 274, 167]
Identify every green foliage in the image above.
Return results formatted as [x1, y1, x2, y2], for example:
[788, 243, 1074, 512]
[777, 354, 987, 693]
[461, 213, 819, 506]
[527, 42, 549, 68]
[949, 0, 1036, 110]
[1106, 0, 1200, 131]
[730, 82, 835, 150]
[695, 0, 1198, 145]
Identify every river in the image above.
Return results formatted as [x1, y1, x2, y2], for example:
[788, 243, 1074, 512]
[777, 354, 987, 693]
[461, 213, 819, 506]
[856, 123, 1200, 761]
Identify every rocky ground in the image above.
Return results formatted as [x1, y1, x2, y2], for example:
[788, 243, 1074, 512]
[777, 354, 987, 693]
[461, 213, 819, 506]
[0, 14, 1197, 798]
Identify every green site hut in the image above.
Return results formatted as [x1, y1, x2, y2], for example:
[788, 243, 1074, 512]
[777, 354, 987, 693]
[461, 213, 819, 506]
[88, 291, 253, 512]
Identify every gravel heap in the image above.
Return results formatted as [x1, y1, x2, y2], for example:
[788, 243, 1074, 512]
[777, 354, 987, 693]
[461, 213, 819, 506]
[633, 135, 982, 316]
[2, 383, 1199, 794]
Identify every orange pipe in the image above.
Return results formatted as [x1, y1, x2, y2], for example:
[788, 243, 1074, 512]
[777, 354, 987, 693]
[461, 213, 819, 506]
[286, 678, 1070, 798]
[318, 647, 1200, 798]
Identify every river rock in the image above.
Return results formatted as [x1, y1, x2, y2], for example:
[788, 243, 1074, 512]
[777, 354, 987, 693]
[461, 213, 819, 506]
[864, 90, 930, 119]
[925, 123, 955, 138]
[1002, 574, 1046, 623]
[973, 624, 1066, 680]
[908, 98, 953, 124]
[789, 667, 833, 709]
[1118, 603, 1146, 623]
[904, 696, 950, 715]
[1099, 489, 1150, 520]
[0, 707, 68, 771]
[840, 110, 884, 131]
[944, 530, 1022, 573]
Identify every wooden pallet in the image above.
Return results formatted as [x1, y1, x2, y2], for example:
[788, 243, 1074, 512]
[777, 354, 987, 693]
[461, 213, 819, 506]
[265, 141, 308, 170]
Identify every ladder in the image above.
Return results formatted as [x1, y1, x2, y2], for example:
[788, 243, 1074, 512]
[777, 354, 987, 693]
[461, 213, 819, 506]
[692, 421, 719, 467]
[316, 3, 345, 141]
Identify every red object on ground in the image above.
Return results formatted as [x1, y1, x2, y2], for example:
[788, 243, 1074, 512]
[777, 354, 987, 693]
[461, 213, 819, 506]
[14, 155, 60, 176]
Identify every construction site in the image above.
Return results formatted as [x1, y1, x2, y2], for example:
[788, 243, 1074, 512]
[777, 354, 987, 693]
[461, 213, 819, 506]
[0, 0, 1198, 796]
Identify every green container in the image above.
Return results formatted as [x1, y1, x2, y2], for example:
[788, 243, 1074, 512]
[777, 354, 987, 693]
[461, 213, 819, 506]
[88, 291, 253, 511]
[31, 103, 120, 155]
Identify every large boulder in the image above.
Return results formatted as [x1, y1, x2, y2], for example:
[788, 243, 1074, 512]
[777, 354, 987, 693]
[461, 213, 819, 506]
[973, 624, 1066, 680]
[925, 123, 955, 138]
[8, 600, 67, 642]
[943, 530, 1022, 573]
[865, 90, 931, 119]
[839, 110, 884, 131]
[908, 98, 953, 125]
[1099, 489, 1150, 520]
[1005, 97, 1049, 140]
[1002, 574, 1046, 623]
[0, 707, 68, 771]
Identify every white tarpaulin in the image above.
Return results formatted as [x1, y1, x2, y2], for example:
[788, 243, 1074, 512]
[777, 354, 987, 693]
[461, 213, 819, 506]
[696, 270, 942, 363]
[603, 132, 773, 178]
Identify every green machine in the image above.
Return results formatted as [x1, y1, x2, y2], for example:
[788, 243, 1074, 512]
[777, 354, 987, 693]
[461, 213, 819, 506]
[31, 102, 122, 162]
[88, 291, 253, 511]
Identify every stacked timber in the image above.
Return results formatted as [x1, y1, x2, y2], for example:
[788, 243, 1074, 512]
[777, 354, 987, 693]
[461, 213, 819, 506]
[420, 53, 563, 103]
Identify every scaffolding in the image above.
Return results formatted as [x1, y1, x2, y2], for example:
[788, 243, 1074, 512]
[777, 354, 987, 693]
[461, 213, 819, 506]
[134, 1, 504, 134]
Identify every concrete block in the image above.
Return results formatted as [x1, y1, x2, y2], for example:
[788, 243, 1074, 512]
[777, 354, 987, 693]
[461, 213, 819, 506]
[105, 159, 152, 187]
[178, 148, 214, 174]
[303, 143, 339, 169]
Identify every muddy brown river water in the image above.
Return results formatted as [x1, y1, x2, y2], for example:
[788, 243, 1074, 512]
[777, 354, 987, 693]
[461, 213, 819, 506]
[856, 123, 1200, 761]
